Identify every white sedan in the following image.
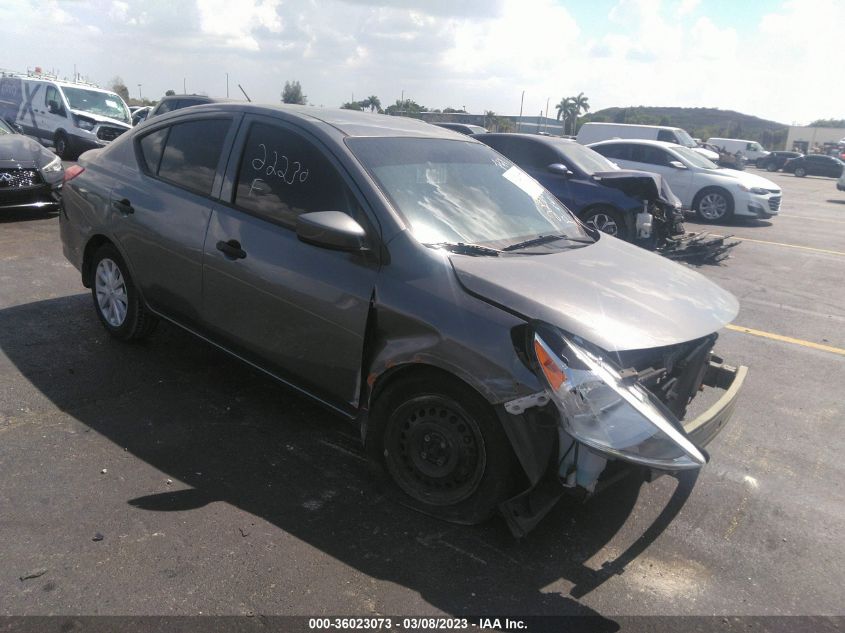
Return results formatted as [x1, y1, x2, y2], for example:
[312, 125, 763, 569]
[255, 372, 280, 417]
[589, 139, 782, 222]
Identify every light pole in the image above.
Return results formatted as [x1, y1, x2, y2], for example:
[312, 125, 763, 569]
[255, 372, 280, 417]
[517, 90, 525, 133]
[226, 72, 229, 98]
[137, 84, 142, 100]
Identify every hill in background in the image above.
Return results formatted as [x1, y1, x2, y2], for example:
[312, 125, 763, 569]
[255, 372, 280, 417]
[580, 106, 789, 149]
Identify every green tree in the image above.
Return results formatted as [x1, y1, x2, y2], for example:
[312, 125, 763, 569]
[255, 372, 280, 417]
[110, 76, 130, 102]
[281, 80, 307, 105]
[165, 89, 176, 96]
[555, 97, 574, 135]
[361, 95, 381, 112]
[340, 101, 363, 110]
[570, 92, 590, 133]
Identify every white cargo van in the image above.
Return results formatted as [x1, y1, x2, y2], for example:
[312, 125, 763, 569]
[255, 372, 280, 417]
[705, 138, 770, 164]
[576, 122, 720, 162]
[0, 72, 132, 159]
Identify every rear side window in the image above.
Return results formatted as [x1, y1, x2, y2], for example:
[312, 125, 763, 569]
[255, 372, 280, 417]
[139, 128, 168, 173]
[233, 122, 360, 228]
[145, 119, 231, 196]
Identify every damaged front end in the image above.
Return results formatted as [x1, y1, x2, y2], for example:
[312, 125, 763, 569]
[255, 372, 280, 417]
[499, 322, 747, 537]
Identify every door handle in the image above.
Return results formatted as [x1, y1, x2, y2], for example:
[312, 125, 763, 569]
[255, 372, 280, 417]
[111, 198, 134, 214]
[216, 239, 246, 260]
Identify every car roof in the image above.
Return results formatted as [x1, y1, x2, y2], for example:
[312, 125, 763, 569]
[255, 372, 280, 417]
[481, 132, 579, 148]
[589, 138, 682, 149]
[173, 103, 465, 139]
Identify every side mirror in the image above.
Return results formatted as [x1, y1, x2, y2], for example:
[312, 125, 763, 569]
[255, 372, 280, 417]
[669, 160, 687, 170]
[547, 163, 572, 177]
[296, 211, 369, 252]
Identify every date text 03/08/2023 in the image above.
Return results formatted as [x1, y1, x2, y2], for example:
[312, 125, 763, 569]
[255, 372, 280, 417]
[307, 617, 528, 630]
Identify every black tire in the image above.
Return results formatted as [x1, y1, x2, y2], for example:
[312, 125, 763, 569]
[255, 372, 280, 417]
[89, 244, 157, 341]
[765, 161, 778, 172]
[367, 374, 514, 524]
[794, 166, 807, 177]
[693, 187, 734, 223]
[54, 132, 75, 161]
[580, 207, 629, 241]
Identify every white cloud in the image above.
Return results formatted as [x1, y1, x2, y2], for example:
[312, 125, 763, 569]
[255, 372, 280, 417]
[0, 0, 841, 123]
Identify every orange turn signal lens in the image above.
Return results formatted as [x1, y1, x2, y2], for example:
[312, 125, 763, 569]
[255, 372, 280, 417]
[534, 338, 566, 391]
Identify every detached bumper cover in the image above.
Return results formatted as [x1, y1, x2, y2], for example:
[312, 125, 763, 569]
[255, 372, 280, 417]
[499, 358, 747, 537]
[683, 360, 748, 450]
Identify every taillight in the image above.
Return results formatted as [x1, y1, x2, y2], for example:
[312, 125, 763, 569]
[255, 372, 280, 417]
[63, 164, 85, 183]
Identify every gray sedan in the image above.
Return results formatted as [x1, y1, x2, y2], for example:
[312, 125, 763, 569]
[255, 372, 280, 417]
[59, 104, 747, 535]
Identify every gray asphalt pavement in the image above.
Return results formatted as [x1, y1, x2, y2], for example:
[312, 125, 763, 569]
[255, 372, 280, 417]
[0, 168, 843, 617]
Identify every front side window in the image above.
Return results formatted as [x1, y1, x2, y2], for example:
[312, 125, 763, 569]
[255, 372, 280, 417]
[592, 143, 630, 160]
[234, 122, 360, 227]
[348, 137, 588, 248]
[154, 118, 231, 196]
[45, 85, 61, 111]
[630, 145, 671, 167]
[657, 129, 677, 143]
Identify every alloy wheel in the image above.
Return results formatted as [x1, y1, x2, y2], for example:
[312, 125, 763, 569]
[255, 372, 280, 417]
[698, 193, 728, 220]
[95, 258, 128, 327]
[586, 212, 619, 236]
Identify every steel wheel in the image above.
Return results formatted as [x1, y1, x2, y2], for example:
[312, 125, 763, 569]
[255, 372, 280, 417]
[697, 192, 729, 220]
[95, 258, 129, 327]
[384, 395, 486, 506]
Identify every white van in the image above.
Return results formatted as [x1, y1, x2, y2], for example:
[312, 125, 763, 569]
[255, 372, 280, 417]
[0, 72, 132, 159]
[576, 122, 720, 162]
[706, 138, 770, 164]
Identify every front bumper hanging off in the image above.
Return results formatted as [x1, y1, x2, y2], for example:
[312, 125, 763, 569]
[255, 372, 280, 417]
[498, 358, 748, 538]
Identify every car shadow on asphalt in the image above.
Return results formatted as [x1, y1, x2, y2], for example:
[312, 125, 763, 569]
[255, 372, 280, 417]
[0, 207, 60, 224]
[0, 294, 699, 622]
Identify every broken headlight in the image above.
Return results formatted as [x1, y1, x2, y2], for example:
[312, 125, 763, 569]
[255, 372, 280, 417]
[533, 331, 706, 470]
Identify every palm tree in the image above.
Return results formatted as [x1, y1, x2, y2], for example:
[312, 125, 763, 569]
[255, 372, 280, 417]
[362, 95, 381, 113]
[555, 97, 573, 136]
[571, 92, 590, 134]
[484, 110, 496, 129]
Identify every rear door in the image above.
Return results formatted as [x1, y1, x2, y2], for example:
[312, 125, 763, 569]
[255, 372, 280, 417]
[628, 145, 694, 204]
[201, 115, 380, 410]
[109, 113, 238, 326]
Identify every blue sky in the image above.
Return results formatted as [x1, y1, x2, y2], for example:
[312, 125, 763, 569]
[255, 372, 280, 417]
[0, 0, 840, 124]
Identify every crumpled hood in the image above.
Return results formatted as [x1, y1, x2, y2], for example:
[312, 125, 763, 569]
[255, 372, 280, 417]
[592, 169, 682, 208]
[0, 134, 55, 169]
[450, 236, 739, 352]
[70, 109, 131, 129]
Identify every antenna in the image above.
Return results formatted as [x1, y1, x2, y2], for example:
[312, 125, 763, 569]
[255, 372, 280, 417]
[238, 84, 251, 102]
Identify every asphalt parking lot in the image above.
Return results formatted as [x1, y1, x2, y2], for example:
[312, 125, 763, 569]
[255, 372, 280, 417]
[1, 167, 843, 618]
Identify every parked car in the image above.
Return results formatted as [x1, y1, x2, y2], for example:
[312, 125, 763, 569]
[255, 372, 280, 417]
[0, 72, 132, 160]
[59, 104, 747, 535]
[837, 171, 845, 192]
[477, 133, 684, 244]
[432, 122, 488, 135]
[705, 138, 770, 165]
[589, 139, 782, 222]
[131, 106, 152, 126]
[782, 154, 844, 178]
[757, 151, 803, 172]
[576, 122, 720, 162]
[0, 116, 63, 211]
[146, 94, 231, 119]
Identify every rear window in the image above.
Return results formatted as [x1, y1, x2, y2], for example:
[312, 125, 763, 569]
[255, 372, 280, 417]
[144, 118, 231, 196]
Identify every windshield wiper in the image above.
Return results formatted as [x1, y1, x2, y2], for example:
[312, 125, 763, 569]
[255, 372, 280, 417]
[425, 242, 501, 256]
[502, 234, 593, 252]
